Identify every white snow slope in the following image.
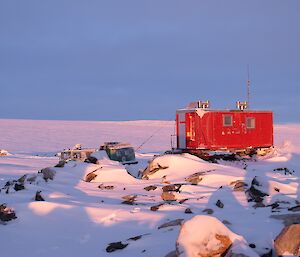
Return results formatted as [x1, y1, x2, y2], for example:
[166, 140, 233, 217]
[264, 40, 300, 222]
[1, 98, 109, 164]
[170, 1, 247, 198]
[0, 119, 299, 257]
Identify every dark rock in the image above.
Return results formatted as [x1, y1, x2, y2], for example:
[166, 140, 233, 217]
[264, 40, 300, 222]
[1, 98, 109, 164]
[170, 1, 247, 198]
[252, 177, 261, 186]
[184, 208, 193, 214]
[0, 204, 17, 222]
[54, 160, 65, 167]
[246, 177, 269, 203]
[253, 202, 266, 208]
[98, 184, 114, 190]
[185, 170, 215, 185]
[273, 167, 294, 175]
[288, 205, 300, 212]
[185, 172, 203, 185]
[267, 202, 280, 209]
[274, 187, 280, 192]
[122, 195, 137, 205]
[202, 208, 214, 214]
[128, 235, 142, 241]
[141, 160, 169, 179]
[85, 172, 97, 182]
[144, 185, 157, 191]
[161, 192, 177, 201]
[162, 184, 182, 192]
[230, 180, 248, 192]
[106, 241, 128, 253]
[127, 233, 150, 241]
[158, 219, 184, 229]
[216, 200, 224, 208]
[17, 174, 27, 183]
[85, 156, 98, 164]
[4, 181, 12, 187]
[35, 191, 45, 201]
[150, 203, 164, 211]
[270, 213, 300, 226]
[27, 175, 37, 183]
[14, 183, 25, 191]
[40, 167, 56, 181]
[179, 198, 189, 204]
[54, 160, 65, 168]
[274, 224, 300, 256]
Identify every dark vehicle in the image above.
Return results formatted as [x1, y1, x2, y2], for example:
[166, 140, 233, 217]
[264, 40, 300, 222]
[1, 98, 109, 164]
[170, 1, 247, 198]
[100, 142, 137, 164]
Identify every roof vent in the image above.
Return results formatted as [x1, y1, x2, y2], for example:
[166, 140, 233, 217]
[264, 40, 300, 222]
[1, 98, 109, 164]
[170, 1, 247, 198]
[236, 101, 248, 111]
[186, 100, 210, 109]
[198, 100, 210, 109]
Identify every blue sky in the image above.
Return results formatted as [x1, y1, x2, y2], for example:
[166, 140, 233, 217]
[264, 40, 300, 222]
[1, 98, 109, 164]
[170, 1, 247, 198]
[0, 1, 299, 122]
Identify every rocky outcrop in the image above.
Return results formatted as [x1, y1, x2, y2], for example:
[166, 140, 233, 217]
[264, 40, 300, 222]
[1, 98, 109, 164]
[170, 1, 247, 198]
[184, 208, 193, 214]
[230, 180, 248, 192]
[202, 208, 214, 215]
[162, 184, 182, 192]
[185, 170, 215, 185]
[150, 203, 164, 211]
[35, 191, 45, 201]
[158, 219, 184, 229]
[85, 172, 97, 182]
[141, 158, 169, 179]
[122, 195, 137, 205]
[246, 177, 269, 203]
[106, 241, 128, 252]
[216, 200, 224, 208]
[0, 149, 10, 156]
[288, 205, 300, 212]
[54, 160, 66, 167]
[270, 213, 300, 226]
[274, 224, 300, 256]
[273, 167, 294, 175]
[40, 167, 56, 182]
[161, 191, 177, 201]
[98, 184, 114, 190]
[144, 185, 157, 191]
[185, 173, 203, 185]
[176, 215, 258, 257]
[0, 204, 17, 223]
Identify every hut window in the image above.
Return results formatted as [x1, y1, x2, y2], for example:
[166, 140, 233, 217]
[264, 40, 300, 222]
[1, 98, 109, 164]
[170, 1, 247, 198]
[246, 117, 255, 129]
[223, 115, 233, 126]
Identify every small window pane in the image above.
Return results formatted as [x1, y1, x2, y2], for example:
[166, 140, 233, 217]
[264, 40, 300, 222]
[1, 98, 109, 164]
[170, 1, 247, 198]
[223, 115, 232, 126]
[246, 117, 255, 129]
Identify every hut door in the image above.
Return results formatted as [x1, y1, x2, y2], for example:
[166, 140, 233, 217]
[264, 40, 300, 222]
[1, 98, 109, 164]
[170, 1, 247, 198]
[178, 112, 186, 149]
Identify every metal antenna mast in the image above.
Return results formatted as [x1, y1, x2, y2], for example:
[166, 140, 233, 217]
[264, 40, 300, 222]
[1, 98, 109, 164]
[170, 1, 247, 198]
[247, 64, 250, 109]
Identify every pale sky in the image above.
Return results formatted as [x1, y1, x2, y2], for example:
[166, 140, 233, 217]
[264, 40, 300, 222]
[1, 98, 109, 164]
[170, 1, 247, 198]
[1, 1, 299, 122]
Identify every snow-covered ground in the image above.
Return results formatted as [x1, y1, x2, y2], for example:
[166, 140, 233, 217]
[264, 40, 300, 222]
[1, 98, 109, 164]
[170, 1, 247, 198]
[0, 119, 299, 257]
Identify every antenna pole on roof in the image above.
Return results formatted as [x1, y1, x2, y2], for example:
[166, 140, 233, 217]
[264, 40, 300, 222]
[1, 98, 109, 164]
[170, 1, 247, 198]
[247, 64, 250, 109]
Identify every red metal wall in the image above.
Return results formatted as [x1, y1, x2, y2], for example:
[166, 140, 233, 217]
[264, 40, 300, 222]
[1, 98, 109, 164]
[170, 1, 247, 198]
[178, 110, 273, 151]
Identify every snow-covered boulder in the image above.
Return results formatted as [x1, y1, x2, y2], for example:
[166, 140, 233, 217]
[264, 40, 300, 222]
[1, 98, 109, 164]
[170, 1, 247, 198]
[274, 224, 300, 256]
[176, 215, 259, 257]
[83, 163, 137, 184]
[0, 204, 17, 223]
[0, 149, 10, 156]
[246, 176, 269, 203]
[141, 154, 246, 183]
[40, 167, 56, 181]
